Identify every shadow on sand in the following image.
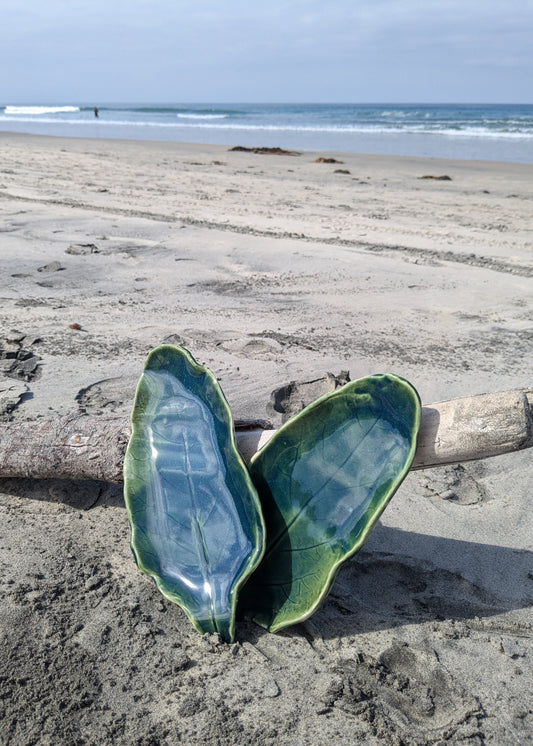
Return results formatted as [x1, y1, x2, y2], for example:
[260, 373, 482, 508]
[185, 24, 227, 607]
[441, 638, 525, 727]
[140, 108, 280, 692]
[1, 477, 531, 639]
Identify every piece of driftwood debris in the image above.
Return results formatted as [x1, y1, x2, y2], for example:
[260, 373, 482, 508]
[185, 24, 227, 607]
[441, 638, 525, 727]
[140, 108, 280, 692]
[228, 146, 301, 156]
[0, 389, 531, 484]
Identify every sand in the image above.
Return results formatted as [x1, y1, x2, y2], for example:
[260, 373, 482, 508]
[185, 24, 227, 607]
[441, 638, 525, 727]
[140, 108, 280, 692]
[0, 132, 532, 745]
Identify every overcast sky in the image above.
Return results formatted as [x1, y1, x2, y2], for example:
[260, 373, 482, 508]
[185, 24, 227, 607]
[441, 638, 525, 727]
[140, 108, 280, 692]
[1, 0, 532, 104]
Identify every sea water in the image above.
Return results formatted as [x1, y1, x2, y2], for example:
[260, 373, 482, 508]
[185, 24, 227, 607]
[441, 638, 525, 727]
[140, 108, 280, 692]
[1, 102, 532, 163]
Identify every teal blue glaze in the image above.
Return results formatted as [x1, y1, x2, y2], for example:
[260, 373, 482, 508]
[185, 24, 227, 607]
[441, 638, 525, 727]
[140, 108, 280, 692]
[241, 374, 420, 633]
[123, 345, 265, 642]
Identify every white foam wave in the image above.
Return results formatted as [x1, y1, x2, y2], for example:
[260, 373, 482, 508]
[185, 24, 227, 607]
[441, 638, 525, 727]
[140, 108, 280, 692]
[410, 125, 533, 139]
[380, 110, 409, 118]
[176, 113, 228, 120]
[4, 105, 80, 115]
[1, 112, 531, 141]
[169, 121, 533, 139]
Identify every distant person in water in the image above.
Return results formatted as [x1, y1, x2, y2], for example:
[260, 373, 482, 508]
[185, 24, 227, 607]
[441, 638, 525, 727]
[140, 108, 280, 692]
[94, 107, 99, 118]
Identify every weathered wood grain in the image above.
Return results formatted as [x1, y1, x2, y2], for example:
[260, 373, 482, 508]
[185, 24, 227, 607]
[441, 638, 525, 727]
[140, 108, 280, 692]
[0, 389, 531, 483]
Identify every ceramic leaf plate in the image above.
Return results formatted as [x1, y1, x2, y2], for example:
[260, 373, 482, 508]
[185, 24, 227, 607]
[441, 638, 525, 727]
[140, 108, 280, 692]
[240, 373, 420, 633]
[123, 345, 265, 642]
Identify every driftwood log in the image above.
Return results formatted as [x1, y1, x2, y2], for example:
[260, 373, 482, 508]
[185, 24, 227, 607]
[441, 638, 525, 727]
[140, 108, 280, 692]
[0, 389, 532, 484]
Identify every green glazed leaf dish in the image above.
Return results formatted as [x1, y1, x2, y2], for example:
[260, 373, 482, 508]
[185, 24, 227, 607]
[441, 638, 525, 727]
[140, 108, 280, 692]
[240, 373, 421, 633]
[123, 345, 265, 642]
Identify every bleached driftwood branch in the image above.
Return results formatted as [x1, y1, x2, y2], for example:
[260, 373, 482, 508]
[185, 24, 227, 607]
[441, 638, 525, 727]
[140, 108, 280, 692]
[0, 389, 531, 484]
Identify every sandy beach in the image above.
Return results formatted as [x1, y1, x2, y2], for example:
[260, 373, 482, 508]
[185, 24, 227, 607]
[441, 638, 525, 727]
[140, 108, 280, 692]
[1, 132, 532, 744]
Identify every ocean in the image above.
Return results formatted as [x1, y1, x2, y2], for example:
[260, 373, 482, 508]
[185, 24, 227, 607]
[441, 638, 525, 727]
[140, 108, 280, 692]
[1, 102, 532, 163]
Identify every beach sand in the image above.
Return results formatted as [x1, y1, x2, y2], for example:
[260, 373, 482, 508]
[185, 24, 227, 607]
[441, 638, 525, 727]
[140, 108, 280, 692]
[0, 132, 532, 744]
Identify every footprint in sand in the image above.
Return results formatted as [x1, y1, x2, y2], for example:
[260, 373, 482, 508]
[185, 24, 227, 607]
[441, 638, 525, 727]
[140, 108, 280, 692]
[219, 336, 284, 361]
[75, 376, 137, 416]
[323, 643, 482, 740]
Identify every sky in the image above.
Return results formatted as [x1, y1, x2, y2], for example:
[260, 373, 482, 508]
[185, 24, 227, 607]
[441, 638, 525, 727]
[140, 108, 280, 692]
[1, 0, 532, 104]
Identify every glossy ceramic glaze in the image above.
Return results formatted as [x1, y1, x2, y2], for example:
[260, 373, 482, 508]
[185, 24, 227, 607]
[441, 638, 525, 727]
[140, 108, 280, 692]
[123, 345, 265, 642]
[241, 374, 421, 632]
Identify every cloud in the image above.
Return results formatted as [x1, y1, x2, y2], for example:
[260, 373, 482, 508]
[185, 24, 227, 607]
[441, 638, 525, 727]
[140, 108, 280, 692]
[1, 0, 532, 101]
